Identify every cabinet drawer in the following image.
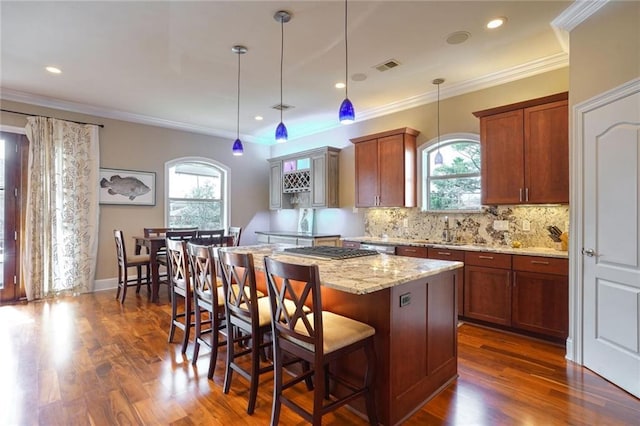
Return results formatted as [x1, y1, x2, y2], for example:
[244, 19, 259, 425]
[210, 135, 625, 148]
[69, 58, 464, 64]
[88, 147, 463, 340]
[512, 255, 568, 275]
[427, 247, 465, 262]
[396, 245, 428, 258]
[465, 251, 511, 269]
[341, 240, 361, 249]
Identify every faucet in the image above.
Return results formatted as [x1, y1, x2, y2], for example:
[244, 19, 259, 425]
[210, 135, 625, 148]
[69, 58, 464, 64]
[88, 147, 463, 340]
[442, 216, 453, 243]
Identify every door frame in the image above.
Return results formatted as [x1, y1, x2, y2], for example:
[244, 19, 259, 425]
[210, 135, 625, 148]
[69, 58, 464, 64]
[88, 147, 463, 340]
[568, 77, 640, 364]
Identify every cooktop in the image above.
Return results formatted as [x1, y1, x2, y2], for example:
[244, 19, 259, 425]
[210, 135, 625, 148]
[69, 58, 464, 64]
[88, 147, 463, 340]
[283, 246, 379, 260]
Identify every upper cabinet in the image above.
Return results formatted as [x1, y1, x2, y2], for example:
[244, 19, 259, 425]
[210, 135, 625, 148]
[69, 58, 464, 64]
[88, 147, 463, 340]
[268, 147, 340, 210]
[473, 92, 569, 205]
[351, 127, 419, 207]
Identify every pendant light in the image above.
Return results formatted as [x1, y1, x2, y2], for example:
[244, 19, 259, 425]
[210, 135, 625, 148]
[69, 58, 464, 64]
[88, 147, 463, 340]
[339, 0, 354, 124]
[274, 11, 291, 143]
[231, 45, 247, 156]
[433, 78, 445, 165]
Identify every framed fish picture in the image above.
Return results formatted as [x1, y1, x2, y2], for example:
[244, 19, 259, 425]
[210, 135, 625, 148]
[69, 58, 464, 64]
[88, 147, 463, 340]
[99, 168, 156, 206]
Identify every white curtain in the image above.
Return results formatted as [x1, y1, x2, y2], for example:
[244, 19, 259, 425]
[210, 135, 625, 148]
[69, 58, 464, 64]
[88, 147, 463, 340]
[23, 117, 100, 300]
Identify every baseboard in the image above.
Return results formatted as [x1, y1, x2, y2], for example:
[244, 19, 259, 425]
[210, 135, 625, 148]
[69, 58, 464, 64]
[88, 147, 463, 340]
[93, 278, 118, 293]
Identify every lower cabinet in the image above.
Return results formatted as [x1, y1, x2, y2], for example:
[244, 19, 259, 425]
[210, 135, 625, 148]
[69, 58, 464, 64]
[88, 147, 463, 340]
[512, 256, 569, 339]
[464, 252, 512, 326]
[257, 234, 339, 247]
[427, 248, 465, 317]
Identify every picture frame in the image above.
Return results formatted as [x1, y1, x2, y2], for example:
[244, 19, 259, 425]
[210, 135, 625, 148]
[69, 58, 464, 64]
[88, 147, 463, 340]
[99, 168, 156, 206]
[297, 208, 314, 234]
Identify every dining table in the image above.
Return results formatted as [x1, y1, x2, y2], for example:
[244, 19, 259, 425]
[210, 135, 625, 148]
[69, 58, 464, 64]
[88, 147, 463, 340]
[133, 234, 232, 303]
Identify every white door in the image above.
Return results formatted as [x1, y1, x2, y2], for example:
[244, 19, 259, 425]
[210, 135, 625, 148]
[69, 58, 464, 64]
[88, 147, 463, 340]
[583, 83, 640, 398]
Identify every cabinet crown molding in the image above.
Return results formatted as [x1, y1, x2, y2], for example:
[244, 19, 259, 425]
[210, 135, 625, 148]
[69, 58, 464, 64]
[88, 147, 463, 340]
[350, 127, 420, 144]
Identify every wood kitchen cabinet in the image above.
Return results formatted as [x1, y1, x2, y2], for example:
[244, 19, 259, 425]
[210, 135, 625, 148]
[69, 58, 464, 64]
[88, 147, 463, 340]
[473, 92, 568, 205]
[268, 147, 340, 210]
[512, 255, 568, 339]
[428, 248, 465, 317]
[351, 127, 419, 207]
[464, 252, 512, 326]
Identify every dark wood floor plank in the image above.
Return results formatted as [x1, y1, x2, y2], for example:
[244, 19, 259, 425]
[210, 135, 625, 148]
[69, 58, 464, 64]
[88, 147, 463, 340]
[1, 292, 638, 425]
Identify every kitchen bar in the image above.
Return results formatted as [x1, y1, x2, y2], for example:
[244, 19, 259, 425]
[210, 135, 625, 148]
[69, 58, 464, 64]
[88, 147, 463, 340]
[221, 244, 463, 425]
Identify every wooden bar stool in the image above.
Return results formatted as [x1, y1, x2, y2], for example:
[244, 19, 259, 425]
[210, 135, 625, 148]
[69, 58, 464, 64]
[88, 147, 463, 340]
[166, 238, 195, 354]
[218, 250, 272, 414]
[263, 256, 378, 426]
[113, 230, 151, 303]
[186, 242, 227, 379]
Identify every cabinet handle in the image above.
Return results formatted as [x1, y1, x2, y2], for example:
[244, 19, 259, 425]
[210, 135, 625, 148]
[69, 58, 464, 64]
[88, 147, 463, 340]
[530, 260, 549, 265]
[525, 188, 529, 202]
[404, 249, 416, 253]
[519, 188, 523, 202]
[437, 251, 451, 256]
[478, 255, 494, 260]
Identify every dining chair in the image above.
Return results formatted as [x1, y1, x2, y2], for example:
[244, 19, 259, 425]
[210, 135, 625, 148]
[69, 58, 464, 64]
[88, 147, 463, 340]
[186, 241, 227, 379]
[166, 238, 195, 354]
[195, 229, 225, 246]
[218, 250, 272, 414]
[263, 256, 378, 426]
[113, 230, 151, 303]
[228, 226, 243, 246]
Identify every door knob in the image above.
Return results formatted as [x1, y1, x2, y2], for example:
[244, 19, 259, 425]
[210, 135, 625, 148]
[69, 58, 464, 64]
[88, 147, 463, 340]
[582, 248, 596, 257]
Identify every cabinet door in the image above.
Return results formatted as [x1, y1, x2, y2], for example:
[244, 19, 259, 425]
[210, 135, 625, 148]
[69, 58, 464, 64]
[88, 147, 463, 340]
[428, 248, 465, 316]
[524, 100, 569, 203]
[269, 161, 283, 210]
[464, 265, 511, 325]
[512, 270, 568, 339]
[311, 153, 327, 207]
[354, 139, 378, 207]
[480, 110, 525, 205]
[378, 134, 408, 207]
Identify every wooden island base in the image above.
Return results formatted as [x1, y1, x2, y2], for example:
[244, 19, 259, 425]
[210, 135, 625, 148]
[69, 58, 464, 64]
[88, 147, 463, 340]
[257, 268, 459, 425]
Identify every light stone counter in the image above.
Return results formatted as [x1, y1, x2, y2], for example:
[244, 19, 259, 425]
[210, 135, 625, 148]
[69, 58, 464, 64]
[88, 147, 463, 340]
[219, 244, 463, 295]
[343, 236, 569, 259]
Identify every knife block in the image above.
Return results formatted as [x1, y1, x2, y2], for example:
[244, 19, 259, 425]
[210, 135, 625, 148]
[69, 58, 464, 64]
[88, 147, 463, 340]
[560, 232, 569, 251]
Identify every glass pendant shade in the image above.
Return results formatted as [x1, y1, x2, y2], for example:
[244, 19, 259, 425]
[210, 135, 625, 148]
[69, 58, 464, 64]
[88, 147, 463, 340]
[275, 122, 288, 143]
[232, 138, 243, 156]
[339, 98, 355, 124]
[434, 150, 443, 165]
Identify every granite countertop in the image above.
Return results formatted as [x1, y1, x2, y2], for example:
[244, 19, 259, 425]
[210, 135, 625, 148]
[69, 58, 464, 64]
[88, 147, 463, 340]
[220, 244, 463, 295]
[344, 236, 569, 259]
[256, 231, 341, 238]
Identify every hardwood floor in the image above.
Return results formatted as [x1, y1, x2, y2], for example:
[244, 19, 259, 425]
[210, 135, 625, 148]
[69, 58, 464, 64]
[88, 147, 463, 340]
[1, 291, 638, 425]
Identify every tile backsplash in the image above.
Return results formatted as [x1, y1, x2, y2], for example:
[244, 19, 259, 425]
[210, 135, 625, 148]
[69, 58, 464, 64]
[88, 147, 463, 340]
[364, 205, 569, 248]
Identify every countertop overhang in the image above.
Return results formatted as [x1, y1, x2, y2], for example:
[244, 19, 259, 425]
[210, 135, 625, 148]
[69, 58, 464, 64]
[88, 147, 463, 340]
[344, 236, 569, 259]
[221, 244, 463, 295]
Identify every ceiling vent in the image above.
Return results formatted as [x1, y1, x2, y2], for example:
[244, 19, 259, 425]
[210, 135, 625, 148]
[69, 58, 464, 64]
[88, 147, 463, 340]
[272, 103, 294, 111]
[374, 59, 401, 72]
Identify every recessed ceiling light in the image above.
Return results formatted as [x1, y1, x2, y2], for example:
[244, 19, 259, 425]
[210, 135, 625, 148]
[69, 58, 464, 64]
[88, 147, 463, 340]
[487, 17, 507, 29]
[254, 115, 263, 121]
[45, 66, 61, 74]
[335, 82, 346, 89]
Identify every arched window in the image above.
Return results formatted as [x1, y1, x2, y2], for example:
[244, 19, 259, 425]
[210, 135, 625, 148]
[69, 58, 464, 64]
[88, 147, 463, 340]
[419, 134, 481, 211]
[165, 158, 230, 230]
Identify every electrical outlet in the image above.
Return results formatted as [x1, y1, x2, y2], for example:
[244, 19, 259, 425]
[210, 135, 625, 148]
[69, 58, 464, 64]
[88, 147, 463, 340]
[403, 218, 409, 227]
[352, 207, 358, 214]
[493, 220, 509, 231]
[522, 219, 531, 231]
[399, 292, 411, 307]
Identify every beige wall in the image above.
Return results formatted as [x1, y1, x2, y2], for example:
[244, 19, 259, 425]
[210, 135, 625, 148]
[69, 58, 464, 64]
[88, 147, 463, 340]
[570, 0, 640, 105]
[1, 100, 271, 282]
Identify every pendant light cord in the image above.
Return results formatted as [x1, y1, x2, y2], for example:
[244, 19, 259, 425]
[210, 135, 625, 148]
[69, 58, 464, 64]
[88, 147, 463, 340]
[236, 51, 241, 139]
[280, 17, 284, 123]
[344, 0, 349, 99]
[437, 82, 440, 148]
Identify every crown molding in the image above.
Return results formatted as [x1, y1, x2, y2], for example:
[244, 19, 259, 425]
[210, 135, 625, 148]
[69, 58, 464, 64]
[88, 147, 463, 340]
[1, 52, 568, 144]
[552, 0, 610, 32]
[356, 52, 569, 124]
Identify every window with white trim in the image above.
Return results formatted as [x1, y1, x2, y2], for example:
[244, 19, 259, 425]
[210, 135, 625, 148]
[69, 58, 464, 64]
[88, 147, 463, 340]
[420, 135, 481, 211]
[166, 159, 228, 229]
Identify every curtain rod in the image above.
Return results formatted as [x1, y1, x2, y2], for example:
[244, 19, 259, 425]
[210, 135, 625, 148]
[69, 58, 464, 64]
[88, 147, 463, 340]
[0, 108, 105, 128]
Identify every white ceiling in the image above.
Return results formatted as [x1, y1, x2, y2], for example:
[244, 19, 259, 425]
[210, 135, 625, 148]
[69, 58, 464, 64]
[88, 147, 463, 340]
[1, 1, 574, 145]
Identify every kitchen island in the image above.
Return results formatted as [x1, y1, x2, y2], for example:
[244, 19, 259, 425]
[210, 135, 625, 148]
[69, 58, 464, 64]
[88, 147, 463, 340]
[221, 244, 463, 425]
